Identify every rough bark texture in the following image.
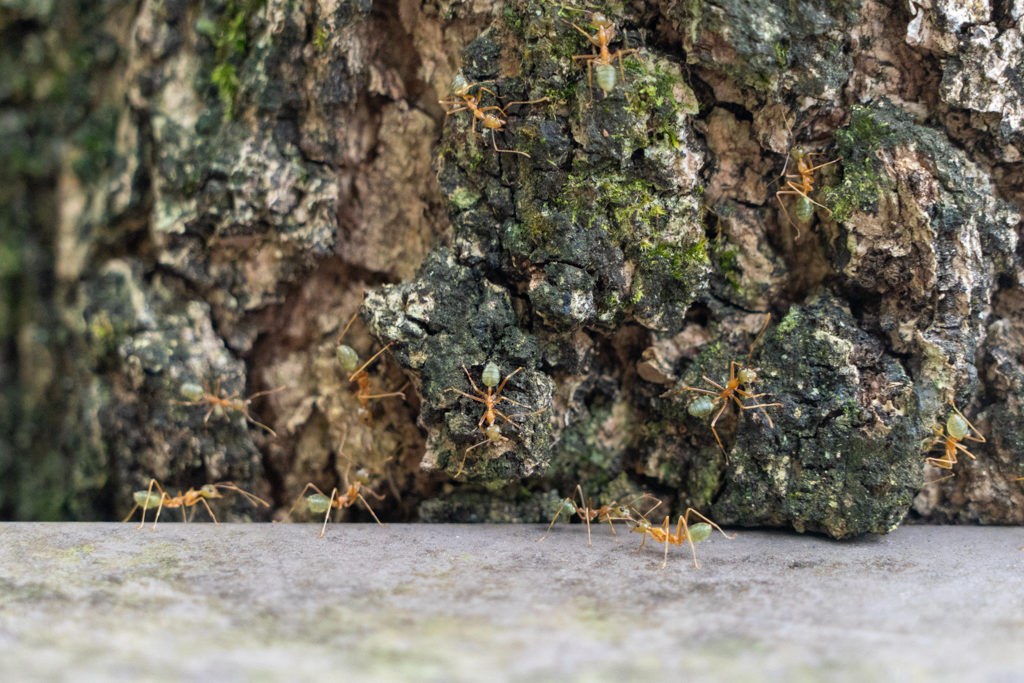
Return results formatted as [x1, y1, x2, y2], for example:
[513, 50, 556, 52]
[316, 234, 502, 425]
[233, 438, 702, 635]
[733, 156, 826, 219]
[3, 0, 1023, 533]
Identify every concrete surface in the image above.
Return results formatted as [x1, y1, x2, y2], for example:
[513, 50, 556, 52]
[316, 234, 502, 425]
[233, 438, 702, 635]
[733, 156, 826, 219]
[0, 523, 1022, 682]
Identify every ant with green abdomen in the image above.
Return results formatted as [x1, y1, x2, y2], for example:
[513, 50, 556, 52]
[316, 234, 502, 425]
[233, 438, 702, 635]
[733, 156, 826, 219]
[775, 147, 840, 239]
[336, 306, 408, 422]
[566, 11, 638, 101]
[923, 399, 986, 484]
[173, 378, 282, 437]
[444, 362, 544, 478]
[438, 76, 547, 158]
[629, 508, 736, 569]
[536, 484, 662, 546]
[122, 479, 269, 530]
[660, 313, 782, 458]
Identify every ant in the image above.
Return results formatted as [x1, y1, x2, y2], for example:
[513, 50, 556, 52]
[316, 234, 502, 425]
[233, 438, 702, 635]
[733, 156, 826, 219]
[122, 479, 269, 530]
[536, 484, 662, 546]
[660, 313, 782, 459]
[174, 378, 282, 437]
[923, 399, 986, 484]
[438, 76, 545, 158]
[566, 12, 637, 101]
[289, 468, 387, 538]
[444, 362, 541, 478]
[630, 508, 736, 569]
[336, 307, 408, 421]
[775, 147, 840, 239]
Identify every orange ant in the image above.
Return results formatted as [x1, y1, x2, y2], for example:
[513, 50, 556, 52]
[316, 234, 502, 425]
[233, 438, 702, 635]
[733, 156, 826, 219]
[775, 147, 840, 239]
[336, 307, 407, 420]
[660, 313, 782, 458]
[174, 378, 282, 437]
[122, 478, 269, 530]
[923, 399, 986, 484]
[566, 12, 637, 100]
[444, 362, 541, 477]
[630, 508, 736, 569]
[289, 469, 387, 537]
[537, 484, 662, 546]
[438, 76, 546, 158]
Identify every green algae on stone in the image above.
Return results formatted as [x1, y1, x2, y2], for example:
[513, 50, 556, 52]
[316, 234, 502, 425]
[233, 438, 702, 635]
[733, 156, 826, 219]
[710, 296, 920, 538]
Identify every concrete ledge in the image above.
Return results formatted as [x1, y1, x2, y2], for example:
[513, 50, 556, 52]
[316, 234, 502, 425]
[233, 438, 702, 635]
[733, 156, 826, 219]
[1, 524, 1022, 681]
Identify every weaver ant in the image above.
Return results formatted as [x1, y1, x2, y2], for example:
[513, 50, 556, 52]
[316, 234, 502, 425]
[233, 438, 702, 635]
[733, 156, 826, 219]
[438, 76, 545, 158]
[536, 484, 662, 546]
[923, 399, 986, 483]
[336, 307, 407, 421]
[566, 12, 637, 100]
[661, 313, 782, 458]
[289, 474, 387, 538]
[122, 479, 269, 530]
[444, 362, 541, 478]
[174, 378, 282, 437]
[630, 508, 736, 569]
[775, 147, 840, 239]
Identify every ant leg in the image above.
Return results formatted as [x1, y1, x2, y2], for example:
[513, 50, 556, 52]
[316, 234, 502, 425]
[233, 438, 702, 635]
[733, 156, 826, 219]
[199, 498, 219, 525]
[661, 517, 671, 569]
[708, 401, 730, 458]
[575, 484, 594, 547]
[150, 494, 169, 531]
[244, 412, 277, 437]
[489, 129, 531, 158]
[355, 492, 387, 526]
[320, 488, 339, 538]
[494, 366, 524, 395]
[346, 342, 395, 383]
[953, 441, 978, 461]
[445, 387, 487, 405]
[660, 385, 718, 399]
[137, 479, 162, 530]
[214, 483, 269, 508]
[122, 503, 140, 524]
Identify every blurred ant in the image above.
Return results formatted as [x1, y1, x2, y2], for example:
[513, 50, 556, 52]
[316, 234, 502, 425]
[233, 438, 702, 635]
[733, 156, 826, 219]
[661, 314, 782, 458]
[566, 12, 637, 100]
[174, 378, 282, 436]
[775, 147, 839, 239]
[289, 470, 387, 538]
[438, 76, 546, 158]
[630, 508, 736, 569]
[923, 399, 986, 484]
[537, 484, 661, 546]
[336, 306, 407, 421]
[123, 479, 268, 530]
[444, 362, 543, 477]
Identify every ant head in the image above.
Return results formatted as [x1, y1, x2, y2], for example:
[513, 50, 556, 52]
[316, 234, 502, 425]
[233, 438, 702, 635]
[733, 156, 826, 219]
[451, 74, 470, 96]
[485, 423, 504, 442]
[737, 367, 758, 385]
[199, 485, 224, 499]
[590, 12, 612, 29]
[946, 412, 969, 440]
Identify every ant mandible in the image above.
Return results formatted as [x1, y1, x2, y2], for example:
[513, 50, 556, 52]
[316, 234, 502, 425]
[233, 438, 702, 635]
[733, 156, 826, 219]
[775, 147, 840, 239]
[122, 478, 269, 530]
[438, 76, 545, 158]
[923, 399, 986, 484]
[336, 307, 408, 421]
[630, 508, 736, 569]
[566, 12, 637, 101]
[444, 362, 540, 478]
[174, 378, 282, 437]
[536, 484, 662, 546]
[660, 313, 782, 459]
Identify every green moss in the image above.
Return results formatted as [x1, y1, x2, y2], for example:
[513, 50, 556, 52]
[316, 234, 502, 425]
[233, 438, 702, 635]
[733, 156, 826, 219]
[774, 41, 789, 68]
[312, 23, 328, 52]
[822, 105, 897, 222]
[198, 0, 265, 121]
